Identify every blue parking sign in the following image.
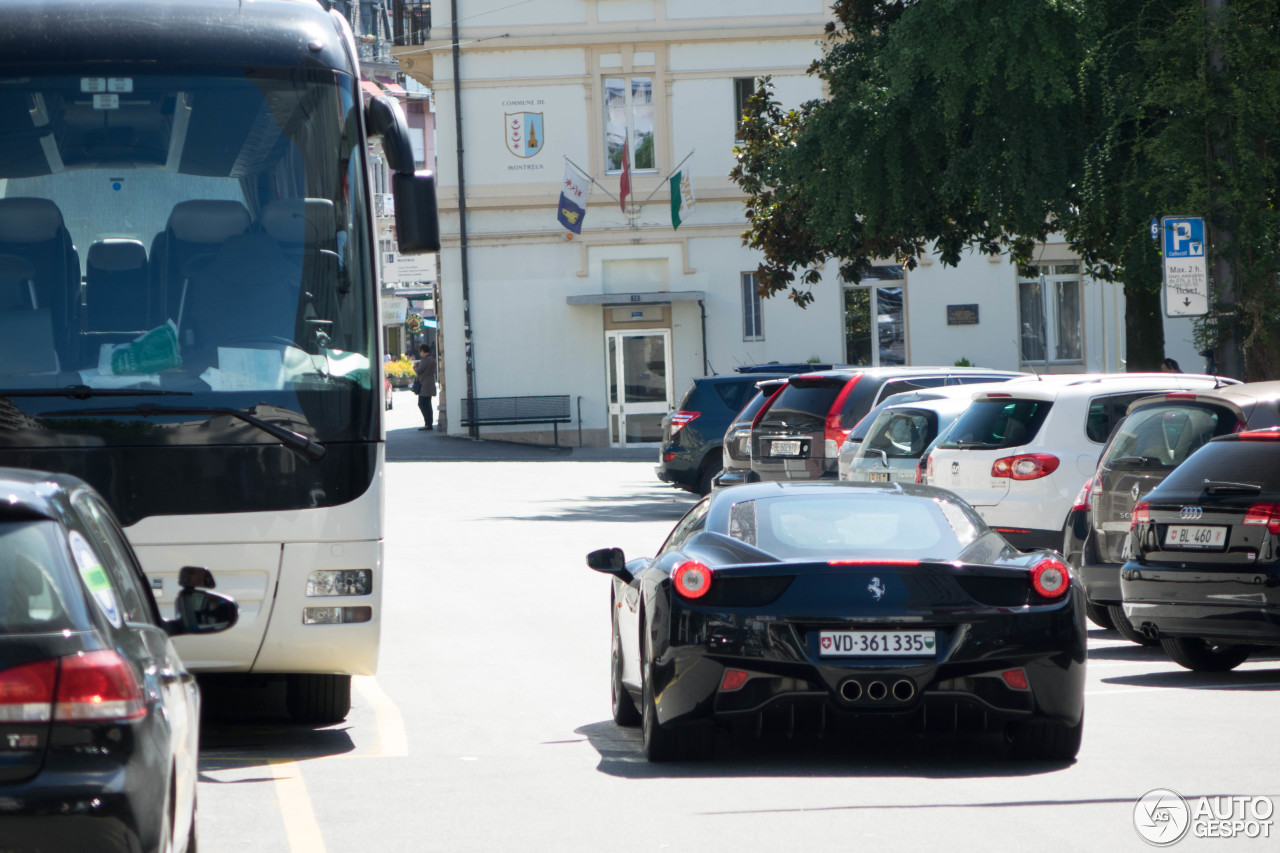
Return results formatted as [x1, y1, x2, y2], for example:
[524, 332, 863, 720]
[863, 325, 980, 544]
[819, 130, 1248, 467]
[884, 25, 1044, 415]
[1161, 216, 1208, 317]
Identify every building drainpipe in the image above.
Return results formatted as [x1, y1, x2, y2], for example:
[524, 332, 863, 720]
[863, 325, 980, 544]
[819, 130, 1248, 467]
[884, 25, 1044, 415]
[699, 299, 710, 375]
[452, 0, 478, 437]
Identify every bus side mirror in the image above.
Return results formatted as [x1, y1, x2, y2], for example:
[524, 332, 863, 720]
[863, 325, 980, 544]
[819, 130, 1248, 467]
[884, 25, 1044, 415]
[365, 95, 440, 254]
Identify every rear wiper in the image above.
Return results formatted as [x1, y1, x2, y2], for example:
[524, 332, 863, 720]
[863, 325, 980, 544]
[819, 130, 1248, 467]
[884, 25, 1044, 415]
[39, 403, 325, 462]
[0, 385, 193, 400]
[1109, 455, 1164, 468]
[953, 440, 997, 448]
[1202, 479, 1261, 495]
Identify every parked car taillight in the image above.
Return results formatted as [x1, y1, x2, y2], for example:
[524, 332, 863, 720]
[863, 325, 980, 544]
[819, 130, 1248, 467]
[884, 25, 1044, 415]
[55, 651, 147, 722]
[0, 651, 145, 724]
[1130, 500, 1150, 528]
[823, 376, 861, 459]
[1071, 474, 1100, 512]
[668, 411, 700, 437]
[992, 454, 1060, 480]
[1243, 503, 1280, 535]
[1031, 558, 1070, 599]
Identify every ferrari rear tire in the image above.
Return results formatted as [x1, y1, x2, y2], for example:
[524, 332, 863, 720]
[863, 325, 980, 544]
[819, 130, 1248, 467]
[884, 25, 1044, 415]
[1084, 600, 1114, 630]
[611, 608, 640, 727]
[1161, 637, 1251, 672]
[1106, 604, 1158, 647]
[641, 633, 710, 762]
[1008, 712, 1083, 761]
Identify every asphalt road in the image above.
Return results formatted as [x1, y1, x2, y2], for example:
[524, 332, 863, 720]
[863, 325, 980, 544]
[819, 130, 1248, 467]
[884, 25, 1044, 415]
[194, 391, 1280, 852]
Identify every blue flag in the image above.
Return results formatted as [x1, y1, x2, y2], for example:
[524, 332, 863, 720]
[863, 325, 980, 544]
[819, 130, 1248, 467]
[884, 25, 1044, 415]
[557, 163, 590, 234]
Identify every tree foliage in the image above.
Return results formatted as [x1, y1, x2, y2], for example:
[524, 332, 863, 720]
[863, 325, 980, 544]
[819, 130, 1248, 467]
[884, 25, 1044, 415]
[733, 0, 1280, 377]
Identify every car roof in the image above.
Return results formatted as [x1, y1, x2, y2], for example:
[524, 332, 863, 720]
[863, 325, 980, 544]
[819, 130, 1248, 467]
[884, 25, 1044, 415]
[708, 478, 957, 503]
[968, 372, 1236, 402]
[792, 366, 1027, 381]
[0, 467, 88, 522]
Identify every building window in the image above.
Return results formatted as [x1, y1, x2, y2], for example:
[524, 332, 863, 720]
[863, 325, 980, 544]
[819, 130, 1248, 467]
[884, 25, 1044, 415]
[603, 76, 655, 172]
[734, 78, 757, 142]
[843, 267, 905, 366]
[742, 272, 764, 341]
[1017, 264, 1083, 364]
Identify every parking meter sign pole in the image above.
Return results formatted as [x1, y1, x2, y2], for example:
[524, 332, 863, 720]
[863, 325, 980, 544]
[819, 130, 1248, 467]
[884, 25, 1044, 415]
[1161, 216, 1209, 317]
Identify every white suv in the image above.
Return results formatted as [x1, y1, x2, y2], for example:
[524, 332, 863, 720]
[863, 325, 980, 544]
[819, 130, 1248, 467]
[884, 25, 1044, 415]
[926, 373, 1238, 551]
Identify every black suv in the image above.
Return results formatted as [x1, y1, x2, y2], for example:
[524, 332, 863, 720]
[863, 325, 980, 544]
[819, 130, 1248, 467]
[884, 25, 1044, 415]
[656, 368, 809, 494]
[1064, 381, 1280, 641]
[750, 366, 1026, 482]
[1122, 427, 1280, 671]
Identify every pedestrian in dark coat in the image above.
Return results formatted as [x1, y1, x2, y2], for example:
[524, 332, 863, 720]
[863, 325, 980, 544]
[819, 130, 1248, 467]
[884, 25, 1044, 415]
[414, 343, 437, 430]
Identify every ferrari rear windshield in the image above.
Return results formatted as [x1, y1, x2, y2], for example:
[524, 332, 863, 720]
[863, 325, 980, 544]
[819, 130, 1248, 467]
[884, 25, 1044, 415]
[727, 493, 983, 561]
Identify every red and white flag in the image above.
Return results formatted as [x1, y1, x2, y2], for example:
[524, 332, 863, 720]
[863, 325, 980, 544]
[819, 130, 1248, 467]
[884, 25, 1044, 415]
[618, 137, 631, 212]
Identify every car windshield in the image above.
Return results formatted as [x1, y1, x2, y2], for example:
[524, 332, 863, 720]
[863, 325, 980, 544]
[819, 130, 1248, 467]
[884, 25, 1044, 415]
[0, 66, 375, 441]
[939, 399, 1053, 450]
[726, 493, 982, 560]
[0, 519, 90, 633]
[1102, 404, 1239, 468]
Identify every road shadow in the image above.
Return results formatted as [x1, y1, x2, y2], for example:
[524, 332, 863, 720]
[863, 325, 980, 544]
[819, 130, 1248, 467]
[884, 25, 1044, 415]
[196, 675, 356, 777]
[1086, 641, 1168, 662]
[1101, 667, 1280, 692]
[573, 719, 1073, 781]
[492, 488, 698, 524]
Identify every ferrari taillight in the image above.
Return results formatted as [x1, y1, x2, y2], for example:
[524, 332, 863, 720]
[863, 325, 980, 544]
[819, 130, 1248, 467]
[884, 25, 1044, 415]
[1030, 558, 1069, 600]
[672, 560, 713, 599]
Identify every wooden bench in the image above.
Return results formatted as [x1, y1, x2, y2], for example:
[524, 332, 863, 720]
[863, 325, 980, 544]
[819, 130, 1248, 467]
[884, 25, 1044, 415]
[459, 395, 572, 446]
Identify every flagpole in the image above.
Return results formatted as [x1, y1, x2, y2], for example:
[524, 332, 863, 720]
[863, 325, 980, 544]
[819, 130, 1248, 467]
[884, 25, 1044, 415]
[563, 155, 621, 206]
[637, 148, 696, 207]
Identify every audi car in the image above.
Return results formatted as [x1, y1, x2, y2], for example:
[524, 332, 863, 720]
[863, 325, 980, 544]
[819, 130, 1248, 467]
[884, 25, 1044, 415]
[0, 468, 238, 852]
[587, 481, 1085, 762]
[1122, 427, 1280, 671]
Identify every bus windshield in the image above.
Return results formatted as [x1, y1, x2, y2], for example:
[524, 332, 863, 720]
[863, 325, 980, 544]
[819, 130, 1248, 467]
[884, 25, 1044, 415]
[0, 66, 375, 442]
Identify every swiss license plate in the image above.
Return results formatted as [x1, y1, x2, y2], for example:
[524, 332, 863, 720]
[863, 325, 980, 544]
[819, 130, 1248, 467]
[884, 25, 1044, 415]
[1164, 524, 1227, 549]
[769, 440, 802, 457]
[818, 630, 936, 657]
[868, 471, 890, 482]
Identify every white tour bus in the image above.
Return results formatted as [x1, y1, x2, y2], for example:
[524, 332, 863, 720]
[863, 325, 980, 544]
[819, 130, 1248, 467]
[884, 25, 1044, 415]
[0, 0, 439, 722]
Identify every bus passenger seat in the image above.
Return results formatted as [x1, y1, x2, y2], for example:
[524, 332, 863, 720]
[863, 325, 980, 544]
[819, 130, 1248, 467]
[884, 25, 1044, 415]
[153, 199, 250, 328]
[0, 197, 80, 363]
[85, 240, 150, 332]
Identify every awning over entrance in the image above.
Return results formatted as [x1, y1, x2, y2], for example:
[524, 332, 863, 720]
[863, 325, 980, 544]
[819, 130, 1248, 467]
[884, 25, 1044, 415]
[359, 80, 383, 101]
[566, 291, 706, 306]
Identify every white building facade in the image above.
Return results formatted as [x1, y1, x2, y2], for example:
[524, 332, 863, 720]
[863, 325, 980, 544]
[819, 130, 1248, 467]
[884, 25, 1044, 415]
[398, 1, 1201, 448]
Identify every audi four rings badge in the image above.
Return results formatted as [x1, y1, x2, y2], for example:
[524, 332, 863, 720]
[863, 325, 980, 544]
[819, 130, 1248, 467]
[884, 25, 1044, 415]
[1180, 506, 1203, 520]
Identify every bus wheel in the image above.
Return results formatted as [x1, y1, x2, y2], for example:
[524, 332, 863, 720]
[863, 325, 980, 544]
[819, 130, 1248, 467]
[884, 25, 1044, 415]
[286, 674, 351, 724]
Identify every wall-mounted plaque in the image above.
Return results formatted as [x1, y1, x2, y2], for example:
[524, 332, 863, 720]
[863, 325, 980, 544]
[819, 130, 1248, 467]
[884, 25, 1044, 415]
[947, 304, 979, 326]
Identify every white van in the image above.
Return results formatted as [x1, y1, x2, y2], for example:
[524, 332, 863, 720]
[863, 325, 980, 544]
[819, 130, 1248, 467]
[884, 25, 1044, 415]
[926, 373, 1238, 551]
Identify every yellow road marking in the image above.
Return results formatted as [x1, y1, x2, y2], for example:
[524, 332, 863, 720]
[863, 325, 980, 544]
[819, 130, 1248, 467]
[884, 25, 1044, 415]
[353, 675, 409, 758]
[269, 759, 327, 853]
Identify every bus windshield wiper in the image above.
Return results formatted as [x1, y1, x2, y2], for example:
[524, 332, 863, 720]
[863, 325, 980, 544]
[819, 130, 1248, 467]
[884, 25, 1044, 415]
[1203, 479, 1261, 495]
[39, 403, 325, 462]
[0, 385, 194, 399]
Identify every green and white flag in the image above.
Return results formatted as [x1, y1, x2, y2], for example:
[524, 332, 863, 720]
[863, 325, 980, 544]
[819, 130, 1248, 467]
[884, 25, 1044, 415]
[669, 169, 695, 230]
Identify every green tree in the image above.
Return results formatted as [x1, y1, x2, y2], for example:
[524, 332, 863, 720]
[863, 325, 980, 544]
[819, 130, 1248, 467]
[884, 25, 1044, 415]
[734, 0, 1280, 377]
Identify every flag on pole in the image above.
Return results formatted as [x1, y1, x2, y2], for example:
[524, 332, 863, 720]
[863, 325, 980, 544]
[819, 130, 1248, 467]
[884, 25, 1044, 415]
[669, 168, 695, 230]
[618, 136, 631, 213]
[557, 162, 590, 234]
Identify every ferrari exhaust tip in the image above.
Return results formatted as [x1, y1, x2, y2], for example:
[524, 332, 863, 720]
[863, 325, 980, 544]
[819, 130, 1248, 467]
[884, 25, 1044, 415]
[866, 680, 888, 701]
[839, 679, 862, 702]
[891, 679, 916, 702]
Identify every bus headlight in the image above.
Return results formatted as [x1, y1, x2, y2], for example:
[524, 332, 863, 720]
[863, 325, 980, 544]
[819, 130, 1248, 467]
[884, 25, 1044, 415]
[306, 569, 372, 597]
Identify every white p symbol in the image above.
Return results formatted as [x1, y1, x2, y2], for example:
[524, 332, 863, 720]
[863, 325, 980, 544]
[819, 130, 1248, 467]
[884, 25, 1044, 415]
[1172, 222, 1191, 252]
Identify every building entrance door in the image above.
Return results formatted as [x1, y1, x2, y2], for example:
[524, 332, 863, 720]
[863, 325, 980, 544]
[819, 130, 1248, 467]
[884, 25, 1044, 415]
[606, 330, 672, 446]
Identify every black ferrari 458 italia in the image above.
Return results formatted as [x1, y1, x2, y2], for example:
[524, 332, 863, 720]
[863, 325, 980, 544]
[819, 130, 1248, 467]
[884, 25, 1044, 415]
[588, 481, 1085, 762]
